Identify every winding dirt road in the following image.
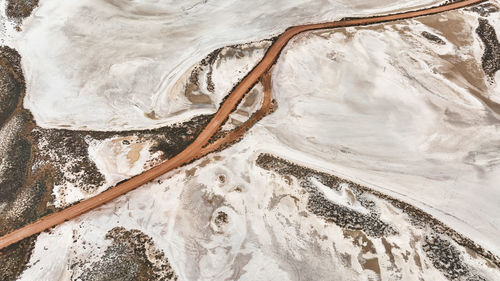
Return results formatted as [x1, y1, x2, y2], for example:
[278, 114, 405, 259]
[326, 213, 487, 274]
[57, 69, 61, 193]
[0, 0, 485, 251]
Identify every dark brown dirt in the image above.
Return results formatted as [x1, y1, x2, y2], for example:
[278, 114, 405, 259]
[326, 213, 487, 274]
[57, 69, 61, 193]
[0, 47, 23, 126]
[75, 227, 177, 281]
[0, 237, 37, 281]
[0, 46, 41, 281]
[214, 211, 229, 226]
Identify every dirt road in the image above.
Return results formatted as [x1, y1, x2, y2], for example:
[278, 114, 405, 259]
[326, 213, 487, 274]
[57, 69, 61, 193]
[198, 70, 274, 157]
[0, 0, 485, 251]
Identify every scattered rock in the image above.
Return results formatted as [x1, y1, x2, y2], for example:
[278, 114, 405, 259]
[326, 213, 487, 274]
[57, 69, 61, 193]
[469, 3, 499, 17]
[75, 227, 178, 281]
[256, 154, 397, 237]
[5, 0, 39, 21]
[421, 31, 446, 45]
[423, 234, 471, 280]
[476, 18, 500, 80]
[255, 153, 500, 272]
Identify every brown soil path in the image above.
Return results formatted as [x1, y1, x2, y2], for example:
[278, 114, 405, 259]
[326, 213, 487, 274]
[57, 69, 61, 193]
[0, 0, 485, 251]
[197, 71, 274, 157]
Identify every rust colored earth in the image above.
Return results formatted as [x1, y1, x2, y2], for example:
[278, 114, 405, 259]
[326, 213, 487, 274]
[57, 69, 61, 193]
[0, 0, 485, 251]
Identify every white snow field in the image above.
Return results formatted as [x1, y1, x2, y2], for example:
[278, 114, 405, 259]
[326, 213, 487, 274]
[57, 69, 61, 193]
[5, 0, 500, 280]
[19, 130, 500, 280]
[261, 8, 500, 256]
[14, 0, 444, 130]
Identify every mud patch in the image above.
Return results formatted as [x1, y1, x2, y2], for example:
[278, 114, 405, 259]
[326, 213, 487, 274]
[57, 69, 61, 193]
[360, 257, 381, 275]
[343, 230, 377, 254]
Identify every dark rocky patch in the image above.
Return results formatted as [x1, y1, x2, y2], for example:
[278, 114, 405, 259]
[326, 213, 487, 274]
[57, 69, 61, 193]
[0, 143, 56, 235]
[0, 237, 37, 281]
[421, 31, 446, 45]
[476, 18, 500, 80]
[185, 40, 271, 106]
[0, 43, 211, 279]
[469, 3, 499, 17]
[422, 234, 486, 281]
[0, 46, 23, 126]
[6, 0, 39, 21]
[306, 182, 397, 237]
[185, 48, 221, 104]
[443, 0, 463, 4]
[214, 211, 229, 226]
[30, 114, 212, 195]
[203, 49, 219, 94]
[467, 276, 488, 281]
[30, 128, 106, 194]
[0, 46, 42, 281]
[256, 154, 397, 237]
[75, 227, 177, 281]
[144, 114, 212, 159]
[256, 153, 355, 191]
[0, 109, 31, 208]
[255, 153, 500, 270]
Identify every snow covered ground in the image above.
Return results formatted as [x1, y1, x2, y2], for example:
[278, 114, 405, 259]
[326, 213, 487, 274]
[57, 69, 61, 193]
[3, 0, 500, 280]
[261, 6, 500, 257]
[19, 130, 500, 280]
[0, 1, 17, 46]
[12, 0, 445, 131]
